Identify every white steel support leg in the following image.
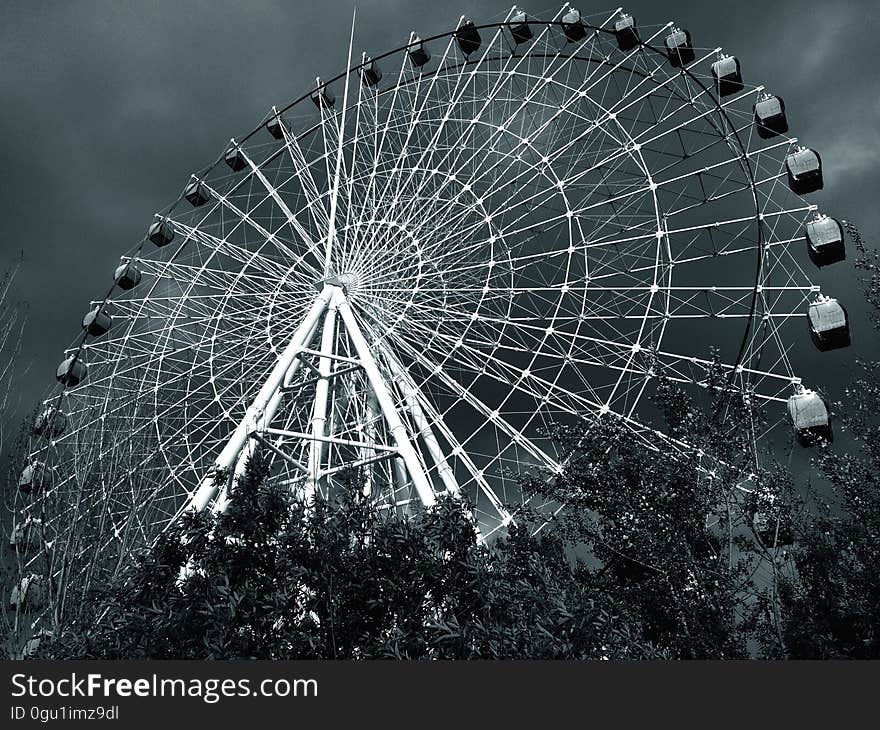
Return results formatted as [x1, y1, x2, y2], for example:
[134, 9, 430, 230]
[334, 291, 437, 508]
[186, 286, 334, 512]
[382, 350, 512, 527]
[305, 304, 338, 504]
[361, 391, 378, 497]
[381, 345, 490, 541]
[382, 349, 460, 497]
[212, 315, 321, 515]
[392, 458, 409, 503]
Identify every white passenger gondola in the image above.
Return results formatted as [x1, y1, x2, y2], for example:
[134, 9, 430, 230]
[224, 142, 247, 172]
[266, 109, 290, 139]
[184, 176, 210, 207]
[408, 36, 431, 67]
[711, 55, 743, 96]
[753, 93, 788, 138]
[18, 462, 47, 494]
[455, 19, 481, 55]
[807, 296, 850, 351]
[113, 261, 141, 290]
[665, 28, 695, 67]
[311, 82, 335, 109]
[9, 574, 50, 611]
[9, 516, 43, 552]
[509, 10, 533, 45]
[561, 9, 586, 42]
[147, 217, 174, 247]
[82, 307, 112, 337]
[56, 356, 86, 387]
[787, 388, 832, 445]
[613, 13, 639, 51]
[805, 215, 846, 267]
[360, 57, 382, 86]
[33, 407, 66, 438]
[785, 146, 823, 195]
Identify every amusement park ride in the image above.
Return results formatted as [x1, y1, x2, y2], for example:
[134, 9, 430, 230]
[9, 6, 852, 629]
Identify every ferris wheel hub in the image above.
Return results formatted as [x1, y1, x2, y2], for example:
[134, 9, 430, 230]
[313, 273, 359, 296]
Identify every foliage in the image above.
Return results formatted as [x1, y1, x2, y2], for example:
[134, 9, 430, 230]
[44, 455, 666, 659]
[766, 222, 880, 658]
[524, 380, 761, 660]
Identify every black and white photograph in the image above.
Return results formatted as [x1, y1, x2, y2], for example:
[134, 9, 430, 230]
[0, 0, 878, 720]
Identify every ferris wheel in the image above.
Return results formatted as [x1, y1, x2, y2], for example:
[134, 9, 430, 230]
[10, 6, 851, 619]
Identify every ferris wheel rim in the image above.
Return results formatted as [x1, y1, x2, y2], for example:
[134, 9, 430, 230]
[37, 42, 796, 456]
[153, 15, 770, 397]
[33, 31, 798, 477]
[13, 7, 839, 620]
[42, 12, 777, 420]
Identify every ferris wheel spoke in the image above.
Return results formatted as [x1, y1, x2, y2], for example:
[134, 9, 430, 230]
[381, 348, 512, 524]
[76, 316, 266, 376]
[341, 52, 385, 240]
[162, 217, 294, 281]
[387, 320, 688, 481]
[130, 258, 283, 293]
[93, 289, 283, 319]
[275, 121, 331, 233]
[358, 74, 660, 258]
[373, 27, 568, 228]
[393, 295, 797, 402]
[196, 180, 322, 277]
[370, 31, 464, 208]
[394, 334, 563, 474]
[232, 145, 326, 271]
[322, 22, 361, 280]
[58, 317, 279, 449]
[355, 51, 437, 227]
[413, 136, 643, 249]
[362, 24, 520, 246]
[452, 53, 684, 204]
[371, 12, 635, 228]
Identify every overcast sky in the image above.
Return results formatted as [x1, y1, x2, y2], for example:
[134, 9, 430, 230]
[0, 0, 877, 425]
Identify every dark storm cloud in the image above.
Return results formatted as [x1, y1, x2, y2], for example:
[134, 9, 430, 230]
[0, 0, 877, 424]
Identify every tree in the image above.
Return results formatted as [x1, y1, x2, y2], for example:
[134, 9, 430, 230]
[521, 376, 766, 660]
[769, 224, 880, 658]
[35, 363, 879, 659]
[45, 454, 666, 659]
[0, 260, 31, 660]
[38, 354, 803, 661]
